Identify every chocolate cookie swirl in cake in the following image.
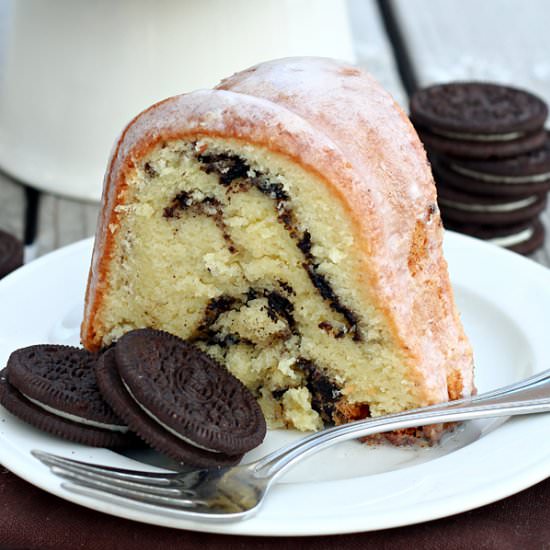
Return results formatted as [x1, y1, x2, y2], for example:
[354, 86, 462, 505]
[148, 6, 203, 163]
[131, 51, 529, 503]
[81, 57, 474, 433]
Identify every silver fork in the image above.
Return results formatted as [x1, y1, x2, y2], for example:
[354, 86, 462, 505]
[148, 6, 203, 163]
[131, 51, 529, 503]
[33, 368, 550, 522]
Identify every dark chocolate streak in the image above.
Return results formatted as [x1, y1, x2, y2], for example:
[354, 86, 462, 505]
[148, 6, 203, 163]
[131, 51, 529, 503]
[144, 162, 158, 178]
[196, 153, 362, 341]
[318, 321, 346, 339]
[278, 280, 296, 296]
[296, 358, 342, 424]
[269, 361, 343, 425]
[199, 153, 250, 185]
[196, 287, 296, 347]
[163, 190, 237, 253]
[194, 295, 253, 348]
[271, 388, 287, 400]
[198, 295, 237, 334]
[266, 290, 296, 330]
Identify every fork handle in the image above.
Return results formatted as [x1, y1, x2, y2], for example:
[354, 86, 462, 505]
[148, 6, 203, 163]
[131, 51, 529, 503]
[255, 375, 550, 480]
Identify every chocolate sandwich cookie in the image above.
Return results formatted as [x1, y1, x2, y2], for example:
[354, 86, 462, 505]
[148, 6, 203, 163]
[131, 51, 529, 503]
[440, 134, 550, 195]
[444, 218, 544, 255]
[411, 82, 548, 159]
[0, 229, 23, 279]
[0, 345, 133, 447]
[95, 329, 266, 466]
[433, 157, 550, 197]
[418, 129, 546, 160]
[437, 183, 547, 226]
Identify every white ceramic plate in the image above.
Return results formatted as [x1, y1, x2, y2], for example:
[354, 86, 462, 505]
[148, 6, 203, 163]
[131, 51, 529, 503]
[0, 232, 549, 536]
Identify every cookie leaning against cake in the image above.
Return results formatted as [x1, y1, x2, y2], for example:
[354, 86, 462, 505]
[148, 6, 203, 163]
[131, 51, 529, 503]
[80, 56, 474, 439]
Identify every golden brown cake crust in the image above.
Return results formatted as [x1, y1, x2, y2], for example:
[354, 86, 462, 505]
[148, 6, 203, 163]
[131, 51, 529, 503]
[81, 57, 474, 407]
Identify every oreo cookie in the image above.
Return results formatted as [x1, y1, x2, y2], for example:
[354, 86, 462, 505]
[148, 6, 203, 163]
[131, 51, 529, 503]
[411, 83, 548, 159]
[0, 345, 133, 448]
[0, 229, 23, 279]
[418, 128, 546, 160]
[437, 182, 547, 226]
[444, 218, 544, 255]
[439, 134, 550, 196]
[95, 329, 266, 466]
[433, 158, 550, 198]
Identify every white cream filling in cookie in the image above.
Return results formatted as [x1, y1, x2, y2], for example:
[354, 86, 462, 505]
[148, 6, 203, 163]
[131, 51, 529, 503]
[450, 164, 550, 184]
[430, 128, 524, 142]
[439, 195, 538, 213]
[488, 226, 534, 247]
[22, 393, 129, 433]
[121, 379, 221, 453]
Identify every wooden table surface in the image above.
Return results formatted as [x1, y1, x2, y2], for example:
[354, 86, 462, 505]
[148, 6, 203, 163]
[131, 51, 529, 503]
[0, 0, 549, 267]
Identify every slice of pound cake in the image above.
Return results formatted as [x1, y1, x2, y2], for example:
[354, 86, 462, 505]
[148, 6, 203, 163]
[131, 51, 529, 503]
[81, 57, 474, 434]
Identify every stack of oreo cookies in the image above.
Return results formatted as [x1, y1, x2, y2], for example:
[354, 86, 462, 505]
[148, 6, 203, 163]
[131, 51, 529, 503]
[410, 82, 550, 254]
